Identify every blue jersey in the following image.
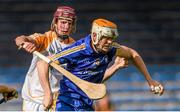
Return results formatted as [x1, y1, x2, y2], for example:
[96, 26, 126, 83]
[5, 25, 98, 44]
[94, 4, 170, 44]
[54, 34, 116, 108]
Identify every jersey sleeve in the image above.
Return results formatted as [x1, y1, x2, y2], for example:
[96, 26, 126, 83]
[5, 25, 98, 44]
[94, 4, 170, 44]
[29, 31, 54, 52]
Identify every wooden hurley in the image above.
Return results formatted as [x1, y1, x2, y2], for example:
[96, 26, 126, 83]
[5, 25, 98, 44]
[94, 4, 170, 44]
[33, 51, 106, 100]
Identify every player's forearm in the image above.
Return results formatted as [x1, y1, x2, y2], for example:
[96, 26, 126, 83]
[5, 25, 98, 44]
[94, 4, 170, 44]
[37, 60, 52, 95]
[131, 52, 152, 84]
[102, 65, 119, 82]
[15, 35, 32, 46]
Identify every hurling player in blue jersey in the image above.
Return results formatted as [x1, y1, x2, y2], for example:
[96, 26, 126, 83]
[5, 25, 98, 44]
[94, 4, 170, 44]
[37, 18, 164, 111]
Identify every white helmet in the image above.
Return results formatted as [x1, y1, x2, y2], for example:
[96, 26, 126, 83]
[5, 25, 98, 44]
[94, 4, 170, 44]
[91, 18, 119, 45]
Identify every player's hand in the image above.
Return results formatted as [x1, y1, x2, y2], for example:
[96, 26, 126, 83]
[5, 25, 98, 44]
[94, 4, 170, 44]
[15, 35, 26, 46]
[114, 57, 128, 69]
[43, 92, 53, 111]
[22, 41, 36, 53]
[148, 80, 164, 96]
[15, 35, 37, 53]
[2, 88, 18, 102]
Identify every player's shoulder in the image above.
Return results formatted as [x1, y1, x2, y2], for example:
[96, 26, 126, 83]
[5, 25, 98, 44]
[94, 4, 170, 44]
[69, 34, 91, 51]
[29, 31, 55, 40]
[69, 38, 86, 52]
[62, 36, 75, 45]
[61, 38, 86, 55]
[74, 35, 88, 45]
[29, 32, 45, 39]
[44, 31, 57, 40]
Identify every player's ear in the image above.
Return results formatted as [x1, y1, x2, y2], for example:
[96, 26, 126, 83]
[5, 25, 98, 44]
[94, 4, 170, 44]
[92, 32, 97, 42]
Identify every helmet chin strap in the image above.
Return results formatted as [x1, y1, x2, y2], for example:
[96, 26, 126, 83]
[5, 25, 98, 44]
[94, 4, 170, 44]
[92, 44, 99, 53]
[58, 35, 69, 40]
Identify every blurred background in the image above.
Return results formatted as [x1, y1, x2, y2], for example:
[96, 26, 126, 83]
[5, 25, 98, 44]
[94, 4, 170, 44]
[0, 0, 180, 111]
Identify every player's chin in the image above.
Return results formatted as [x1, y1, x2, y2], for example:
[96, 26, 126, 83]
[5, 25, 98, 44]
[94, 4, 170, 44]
[58, 31, 70, 35]
[62, 32, 69, 35]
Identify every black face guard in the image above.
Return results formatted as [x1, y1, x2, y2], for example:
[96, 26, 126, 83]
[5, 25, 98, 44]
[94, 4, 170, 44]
[59, 35, 69, 40]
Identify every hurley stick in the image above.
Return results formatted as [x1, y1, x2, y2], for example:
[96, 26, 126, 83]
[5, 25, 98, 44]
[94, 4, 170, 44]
[33, 51, 106, 100]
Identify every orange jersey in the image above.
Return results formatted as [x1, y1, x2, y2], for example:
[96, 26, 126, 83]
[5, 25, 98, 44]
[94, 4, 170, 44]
[29, 31, 74, 54]
[22, 31, 75, 104]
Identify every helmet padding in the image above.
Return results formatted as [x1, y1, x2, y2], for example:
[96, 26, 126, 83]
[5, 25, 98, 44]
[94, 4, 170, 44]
[91, 19, 119, 45]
